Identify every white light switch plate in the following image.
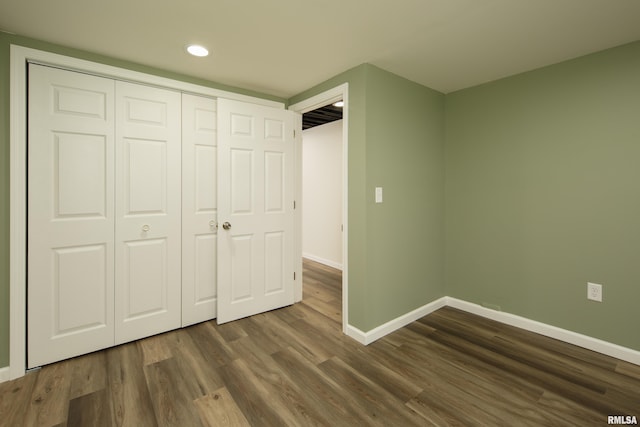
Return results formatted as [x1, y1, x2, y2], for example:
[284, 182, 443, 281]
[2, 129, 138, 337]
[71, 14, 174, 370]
[375, 187, 383, 203]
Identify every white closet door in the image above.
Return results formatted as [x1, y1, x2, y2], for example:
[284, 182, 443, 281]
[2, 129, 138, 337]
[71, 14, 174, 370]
[217, 99, 297, 323]
[114, 81, 181, 344]
[28, 64, 115, 368]
[181, 94, 218, 326]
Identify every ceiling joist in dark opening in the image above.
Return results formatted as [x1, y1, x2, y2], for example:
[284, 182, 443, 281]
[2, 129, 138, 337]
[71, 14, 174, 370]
[302, 104, 343, 130]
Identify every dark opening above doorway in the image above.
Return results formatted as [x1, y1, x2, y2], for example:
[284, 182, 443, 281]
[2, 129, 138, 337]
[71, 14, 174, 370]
[302, 103, 343, 130]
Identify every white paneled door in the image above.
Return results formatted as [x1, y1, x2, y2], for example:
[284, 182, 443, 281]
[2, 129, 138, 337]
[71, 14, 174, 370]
[182, 94, 218, 326]
[217, 99, 297, 323]
[114, 81, 182, 344]
[28, 64, 116, 368]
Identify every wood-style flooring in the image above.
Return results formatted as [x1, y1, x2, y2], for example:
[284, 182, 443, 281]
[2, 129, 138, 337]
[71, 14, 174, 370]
[1, 258, 639, 426]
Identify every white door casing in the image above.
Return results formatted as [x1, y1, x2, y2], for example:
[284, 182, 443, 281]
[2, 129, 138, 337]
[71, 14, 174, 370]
[114, 81, 182, 344]
[181, 94, 218, 326]
[27, 64, 116, 368]
[288, 83, 349, 333]
[217, 99, 298, 323]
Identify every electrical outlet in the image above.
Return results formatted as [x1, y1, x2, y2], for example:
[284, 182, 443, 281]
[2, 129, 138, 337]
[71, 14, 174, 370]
[587, 282, 602, 302]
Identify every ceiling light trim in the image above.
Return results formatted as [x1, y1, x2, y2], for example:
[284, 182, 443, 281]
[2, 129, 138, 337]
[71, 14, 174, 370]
[186, 44, 209, 57]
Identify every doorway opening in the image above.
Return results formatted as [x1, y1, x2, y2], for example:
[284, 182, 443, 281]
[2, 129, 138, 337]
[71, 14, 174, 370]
[301, 103, 343, 326]
[289, 83, 349, 334]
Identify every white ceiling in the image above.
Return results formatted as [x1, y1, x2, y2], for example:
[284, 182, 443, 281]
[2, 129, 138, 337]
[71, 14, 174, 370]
[1, 0, 639, 99]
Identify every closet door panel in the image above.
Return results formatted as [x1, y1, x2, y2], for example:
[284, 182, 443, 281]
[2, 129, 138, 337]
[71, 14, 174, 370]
[217, 99, 296, 324]
[115, 81, 181, 344]
[182, 94, 218, 326]
[122, 238, 169, 316]
[27, 64, 115, 368]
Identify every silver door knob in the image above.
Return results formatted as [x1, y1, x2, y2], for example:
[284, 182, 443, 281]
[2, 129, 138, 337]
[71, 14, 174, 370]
[222, 222, 231, 230]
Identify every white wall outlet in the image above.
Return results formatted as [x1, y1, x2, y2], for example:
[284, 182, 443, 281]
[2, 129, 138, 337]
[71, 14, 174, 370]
[587, 282, 603, 302]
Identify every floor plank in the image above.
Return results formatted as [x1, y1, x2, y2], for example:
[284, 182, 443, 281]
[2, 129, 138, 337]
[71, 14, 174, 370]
[106, 342, 158, 427]
[143, 358, 204, 427]
[68, 351, 108, 400]
[67, 389, 113, 427]
[194, 388, 250, 427]
[271, 346, 368, 425]
[216, 358, 289, 426]
[0, 369, 38, 426]
[22, 361, 72, 426]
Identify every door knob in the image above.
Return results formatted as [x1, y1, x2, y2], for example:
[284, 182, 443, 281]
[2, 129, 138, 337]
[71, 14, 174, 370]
[222, 222, 231, 230]
[209, 220, 217, 229]
[142, 224, 150, 232]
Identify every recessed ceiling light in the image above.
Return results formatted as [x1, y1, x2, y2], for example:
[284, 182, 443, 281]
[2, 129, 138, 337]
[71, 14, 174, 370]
[333, 101, 344, 107]
[186, 44, 209, 57]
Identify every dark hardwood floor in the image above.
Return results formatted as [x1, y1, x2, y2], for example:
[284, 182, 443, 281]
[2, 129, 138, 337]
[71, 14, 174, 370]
[1, 258, 639, 426]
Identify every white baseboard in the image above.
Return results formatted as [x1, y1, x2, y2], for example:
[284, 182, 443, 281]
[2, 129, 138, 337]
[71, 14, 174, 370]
[3, 297, 637, 385]
[345, 296, 640, 366]
[445, 297, 640, 366]
[302, 253, 343, 271]
[0, 367, 9, 383]
[346, 297, 447, 345]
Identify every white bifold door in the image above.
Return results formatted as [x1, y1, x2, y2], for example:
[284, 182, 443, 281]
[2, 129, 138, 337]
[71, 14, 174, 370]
[181, 94, 219, 326]
[113, 81, 182, 344]
[28, 65, 116, 368]
[27, 64, 298, 368]
[28, 64, 182, 367]
[217, 99, 297, 323]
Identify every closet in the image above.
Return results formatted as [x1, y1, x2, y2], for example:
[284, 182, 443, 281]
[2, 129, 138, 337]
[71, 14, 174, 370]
[26, 63, 297, 369]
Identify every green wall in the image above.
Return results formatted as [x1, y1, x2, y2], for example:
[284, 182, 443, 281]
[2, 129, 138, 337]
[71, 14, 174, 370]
[290, 65, 446, 331]
[364, 66, 445, 329]
[0, 32, 285, 368]
[445, 41, 640, 351]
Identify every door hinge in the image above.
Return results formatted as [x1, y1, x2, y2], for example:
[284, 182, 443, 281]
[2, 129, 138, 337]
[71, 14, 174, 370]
[294, 272, 296, 280]
[293, 200, 296, 209]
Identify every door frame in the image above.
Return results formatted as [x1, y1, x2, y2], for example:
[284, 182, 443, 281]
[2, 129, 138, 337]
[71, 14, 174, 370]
[8, 45, 284, 380]
[288, 83, 349, 334]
